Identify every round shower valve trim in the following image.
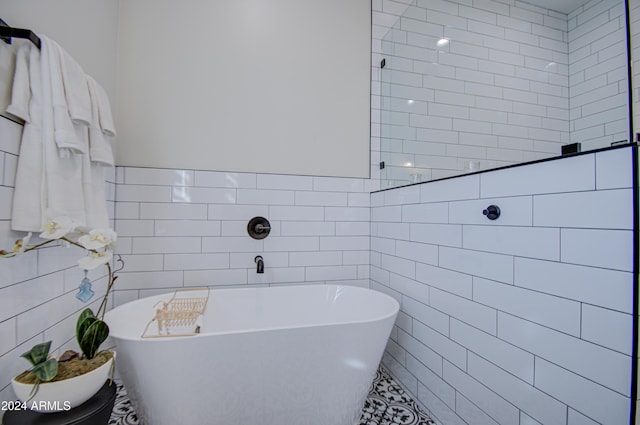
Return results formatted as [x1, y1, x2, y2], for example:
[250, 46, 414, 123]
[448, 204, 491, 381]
[247, 217, 271, 239]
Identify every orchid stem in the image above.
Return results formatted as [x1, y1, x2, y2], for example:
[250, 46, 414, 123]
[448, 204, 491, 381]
[96, 261, 113, 320]
[3, 233, 118, 322]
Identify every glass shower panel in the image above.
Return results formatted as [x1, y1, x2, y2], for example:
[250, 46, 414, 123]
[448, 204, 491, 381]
[379, 0, 629, 189]
[380, 19, 435, 188]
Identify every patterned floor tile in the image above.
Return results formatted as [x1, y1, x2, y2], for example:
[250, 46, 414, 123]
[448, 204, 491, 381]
[109, 366, 435, 425]
[108, 383, 139, 425]
[359, 367, 435, 425]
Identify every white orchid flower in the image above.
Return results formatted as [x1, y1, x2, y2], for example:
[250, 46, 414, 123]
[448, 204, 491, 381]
[78, 229, 117, 250]
[40, 216, 75, 240]
[63, 225, 92, 242]
[12, 232, 32, 254]
[78, 250, 113, 270]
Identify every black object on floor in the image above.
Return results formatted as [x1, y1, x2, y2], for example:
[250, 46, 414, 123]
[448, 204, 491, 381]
[3, 380, 116, 425]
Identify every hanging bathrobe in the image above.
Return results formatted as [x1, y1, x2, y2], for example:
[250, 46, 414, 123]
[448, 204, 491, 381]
[7, 42, 46, 231]
[8, 36, 111, 231]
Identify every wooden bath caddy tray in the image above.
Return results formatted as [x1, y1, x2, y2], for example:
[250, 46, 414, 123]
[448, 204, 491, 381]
[141, 288, 210, 338]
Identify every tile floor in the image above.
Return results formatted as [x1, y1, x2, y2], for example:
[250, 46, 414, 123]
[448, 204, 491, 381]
[109, 366, 435, 425]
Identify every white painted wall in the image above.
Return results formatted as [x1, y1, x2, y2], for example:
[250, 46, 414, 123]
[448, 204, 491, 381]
[115, 0, 371, 178]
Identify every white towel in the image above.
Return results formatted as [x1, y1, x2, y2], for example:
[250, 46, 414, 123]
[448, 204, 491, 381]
[10, 42, 47, 231]
[6, 43, 32, 123]
[57, 43, 92, 127]
[85, 75, 114, 227]
[47, 39, 87, 155]
[10, 35, 110, 232]
[86, 75, 115, 166]
[90, 76, 116, 137]
[41, 35, 88, 227]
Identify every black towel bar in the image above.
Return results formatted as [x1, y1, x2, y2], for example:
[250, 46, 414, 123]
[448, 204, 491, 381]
[0, 18, 41, 49]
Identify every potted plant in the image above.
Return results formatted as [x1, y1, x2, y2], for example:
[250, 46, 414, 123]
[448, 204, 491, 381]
[1, 214, 122, 412]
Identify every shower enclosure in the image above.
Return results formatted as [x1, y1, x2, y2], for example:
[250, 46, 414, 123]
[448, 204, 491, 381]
[378, 0, 631, 188]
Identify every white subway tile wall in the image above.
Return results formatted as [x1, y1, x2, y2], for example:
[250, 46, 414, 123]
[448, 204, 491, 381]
[374, 146, 635, 425]
[0, 117, 116, 405]
[112, 167, 371, 297]
[379, 0, 627, 186]
[569, 0, 628, 151]
[1, 1, 638, 422]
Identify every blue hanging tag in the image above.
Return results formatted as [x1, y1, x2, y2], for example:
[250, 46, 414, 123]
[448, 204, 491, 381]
[76, 270, 95, 302]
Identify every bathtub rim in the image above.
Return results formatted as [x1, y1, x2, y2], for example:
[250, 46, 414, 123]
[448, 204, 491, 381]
[105, 284, 400, 342]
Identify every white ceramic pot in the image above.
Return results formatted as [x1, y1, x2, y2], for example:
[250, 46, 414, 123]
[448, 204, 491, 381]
[11, 352, 115, 413]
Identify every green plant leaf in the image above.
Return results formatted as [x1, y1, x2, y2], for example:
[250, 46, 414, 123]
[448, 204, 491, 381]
[30, 358, 58, 382]
[79, 320, 109, 360]
[20, 341, 52, 366]
[76, 316, 96, 340]
[76, 308, 96, 344]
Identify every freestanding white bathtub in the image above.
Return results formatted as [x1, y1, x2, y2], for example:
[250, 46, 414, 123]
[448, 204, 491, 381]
[104, 284, 399, 425]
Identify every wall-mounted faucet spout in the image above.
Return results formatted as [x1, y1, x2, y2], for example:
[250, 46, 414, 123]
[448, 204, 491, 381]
[254, 255, 264, 274]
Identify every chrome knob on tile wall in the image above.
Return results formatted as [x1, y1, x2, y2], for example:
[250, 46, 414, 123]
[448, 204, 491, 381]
[482, 205, 501, 220]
